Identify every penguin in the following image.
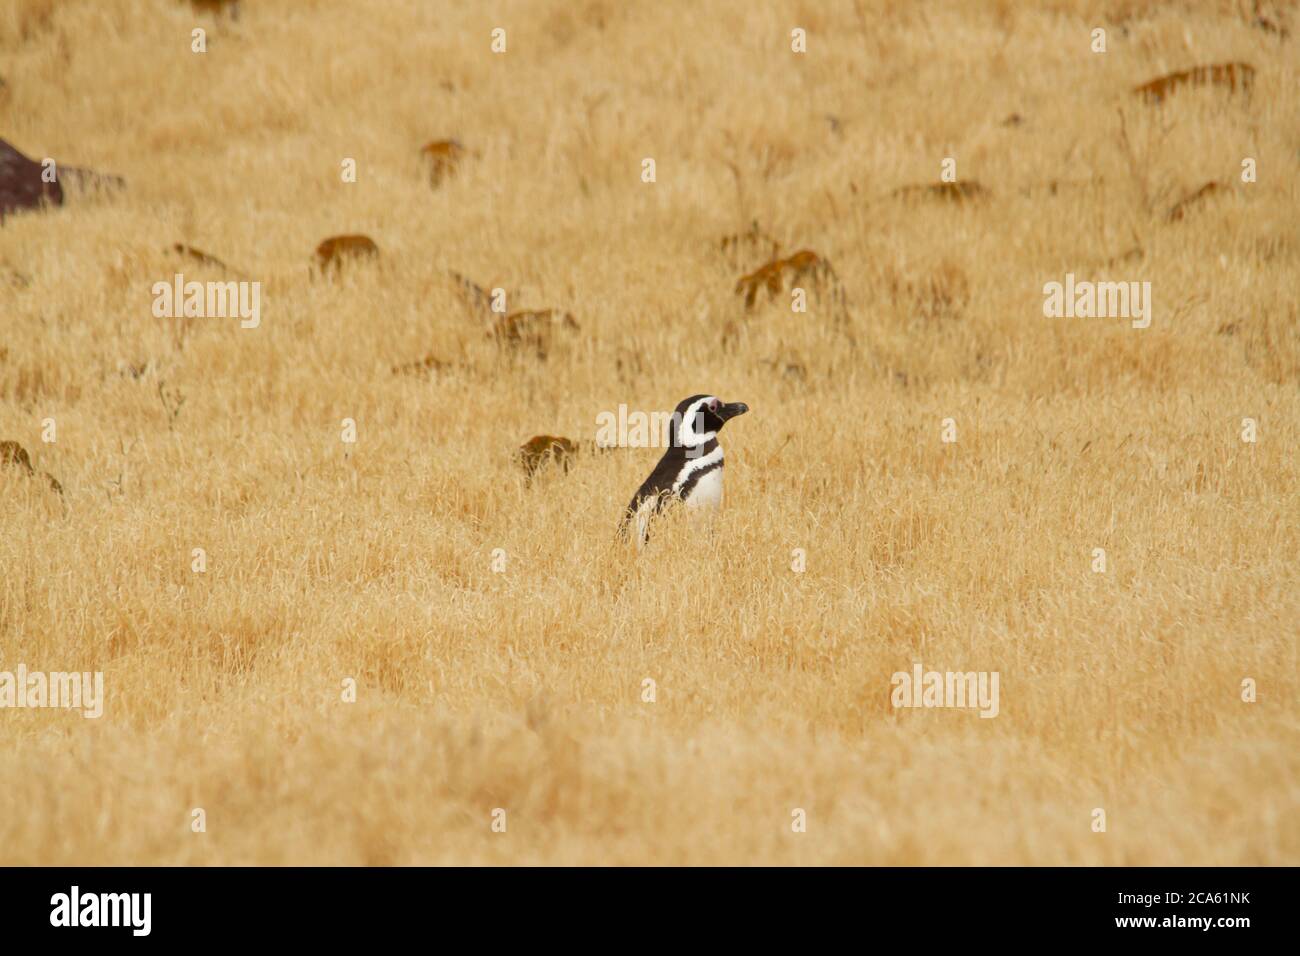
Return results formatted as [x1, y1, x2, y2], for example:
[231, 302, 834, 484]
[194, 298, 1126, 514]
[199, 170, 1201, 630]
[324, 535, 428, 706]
[619, 394, 749, 547]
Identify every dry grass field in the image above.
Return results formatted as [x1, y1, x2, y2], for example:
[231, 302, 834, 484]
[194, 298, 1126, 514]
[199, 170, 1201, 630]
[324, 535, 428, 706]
[0, 0, 1297, 865]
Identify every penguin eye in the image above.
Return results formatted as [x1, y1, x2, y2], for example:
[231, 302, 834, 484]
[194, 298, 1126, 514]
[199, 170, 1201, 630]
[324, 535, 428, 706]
[707, 399, 720, 413]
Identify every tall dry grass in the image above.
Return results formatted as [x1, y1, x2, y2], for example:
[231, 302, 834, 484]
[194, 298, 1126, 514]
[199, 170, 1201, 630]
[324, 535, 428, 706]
[0, 0, 1296, 865]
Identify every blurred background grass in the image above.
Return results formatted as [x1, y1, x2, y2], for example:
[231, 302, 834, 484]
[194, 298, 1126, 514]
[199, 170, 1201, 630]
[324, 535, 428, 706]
[0, 0, 1296, 864]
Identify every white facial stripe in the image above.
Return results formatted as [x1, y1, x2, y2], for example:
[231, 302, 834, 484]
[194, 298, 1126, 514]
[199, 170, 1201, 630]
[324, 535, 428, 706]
[677, 396, 717, 447]
[673, 444, 723, 494]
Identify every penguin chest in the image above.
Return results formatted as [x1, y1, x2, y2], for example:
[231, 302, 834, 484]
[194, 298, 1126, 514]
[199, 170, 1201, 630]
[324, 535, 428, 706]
[684, 464, 724, 510]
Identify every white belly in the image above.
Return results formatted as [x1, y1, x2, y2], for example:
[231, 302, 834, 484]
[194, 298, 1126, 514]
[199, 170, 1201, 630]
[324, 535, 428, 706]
[686, 466, 724, 509]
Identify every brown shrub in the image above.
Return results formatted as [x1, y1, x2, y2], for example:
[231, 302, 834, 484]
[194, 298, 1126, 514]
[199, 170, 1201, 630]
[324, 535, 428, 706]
[1, 439, 62, 494]
[421, 140, 467, 187]
[735, 249, 842, 311]
[1133, 63, 1255, 103]
[314, 234, 379, 272]
[187, 0, 240, 14]
[516, 435, 579, 480]
[0, 439, 32, 472]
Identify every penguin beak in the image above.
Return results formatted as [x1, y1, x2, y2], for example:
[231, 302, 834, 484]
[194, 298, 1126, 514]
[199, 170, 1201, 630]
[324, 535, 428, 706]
[718, 402, 749, 422]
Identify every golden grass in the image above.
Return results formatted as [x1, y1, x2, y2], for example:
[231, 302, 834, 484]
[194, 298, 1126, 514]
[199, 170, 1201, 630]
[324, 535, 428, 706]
[0, 0, 1297, 865]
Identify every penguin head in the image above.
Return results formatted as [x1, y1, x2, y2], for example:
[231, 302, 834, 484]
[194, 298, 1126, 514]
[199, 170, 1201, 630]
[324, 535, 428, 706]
[671, 394, 749, 447]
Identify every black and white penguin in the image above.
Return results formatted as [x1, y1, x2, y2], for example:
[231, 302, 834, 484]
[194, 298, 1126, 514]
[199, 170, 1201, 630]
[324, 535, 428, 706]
[619, 394, 749, 547]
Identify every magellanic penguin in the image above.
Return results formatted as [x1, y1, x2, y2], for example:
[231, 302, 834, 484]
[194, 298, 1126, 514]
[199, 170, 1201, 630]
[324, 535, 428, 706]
[618, 394, 749, 548]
